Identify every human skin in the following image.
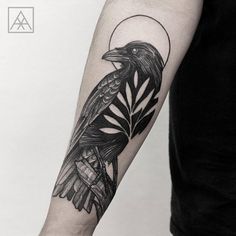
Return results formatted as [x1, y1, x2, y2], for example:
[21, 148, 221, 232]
[39, 0, 203, 235]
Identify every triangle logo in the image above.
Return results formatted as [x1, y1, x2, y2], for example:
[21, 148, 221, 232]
[10, 11, 32, 31]
[8, 7, 34, 33]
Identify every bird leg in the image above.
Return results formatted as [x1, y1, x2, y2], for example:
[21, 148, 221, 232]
[93, 146, 114, 196]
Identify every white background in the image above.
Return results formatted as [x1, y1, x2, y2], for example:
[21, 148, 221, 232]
[0, 1, 171, 235]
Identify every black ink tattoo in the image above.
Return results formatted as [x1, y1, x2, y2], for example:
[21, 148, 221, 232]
[53, 16, 170, 222]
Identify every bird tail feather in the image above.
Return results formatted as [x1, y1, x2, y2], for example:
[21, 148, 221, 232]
[52, 146, 106, 214]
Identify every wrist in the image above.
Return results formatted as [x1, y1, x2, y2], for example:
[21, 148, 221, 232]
[39, 198, 98, 236]
[39, 224, 96, 236]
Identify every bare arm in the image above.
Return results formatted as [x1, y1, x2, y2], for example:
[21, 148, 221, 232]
[40, 0, 203, 235]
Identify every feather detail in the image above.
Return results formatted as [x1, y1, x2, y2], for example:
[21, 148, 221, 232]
[60, 175, 77, 198]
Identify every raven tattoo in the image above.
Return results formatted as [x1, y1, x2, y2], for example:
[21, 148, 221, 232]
[53, 41, 164, 221]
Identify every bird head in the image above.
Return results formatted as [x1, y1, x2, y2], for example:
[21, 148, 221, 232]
[102, 41, 164, 81]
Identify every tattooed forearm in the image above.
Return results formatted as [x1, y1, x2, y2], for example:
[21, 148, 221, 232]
[52, 15, 170, 222]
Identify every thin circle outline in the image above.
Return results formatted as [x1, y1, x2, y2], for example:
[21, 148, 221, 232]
[108, 14, 171, 69]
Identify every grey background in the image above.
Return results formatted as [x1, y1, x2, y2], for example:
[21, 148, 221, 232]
[0, 1, 171, 235]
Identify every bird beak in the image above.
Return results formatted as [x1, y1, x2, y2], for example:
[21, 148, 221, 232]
[102, 48, 129, 62]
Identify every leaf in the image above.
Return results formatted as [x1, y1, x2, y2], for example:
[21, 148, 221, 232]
[100, 128, 122, 134]
[142, 106, 156, 117]
[117, 92, 128, 110]
[131, 111, 155, 138]
[133, 71, 138, 88]
[126, 83, 132, 108]
[135, 78, 150, 103]
[109, 104, 126, 120]
[104, 115, 123, 128]
[134, 89, 154, 114]
[154, 91, 160, 100]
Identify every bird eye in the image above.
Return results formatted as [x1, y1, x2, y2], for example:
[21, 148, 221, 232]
[132, 48, 138, 54]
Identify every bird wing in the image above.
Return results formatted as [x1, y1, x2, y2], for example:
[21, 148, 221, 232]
[67, 72, 122, 155]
